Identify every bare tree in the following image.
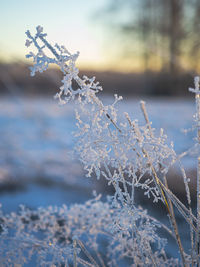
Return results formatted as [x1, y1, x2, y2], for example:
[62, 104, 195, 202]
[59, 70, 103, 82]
[168, 0, 184, 74]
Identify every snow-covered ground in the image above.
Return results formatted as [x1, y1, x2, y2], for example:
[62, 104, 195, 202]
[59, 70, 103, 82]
[0, 96, 195, 207]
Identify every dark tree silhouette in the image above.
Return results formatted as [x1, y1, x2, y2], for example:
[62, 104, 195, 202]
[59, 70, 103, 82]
[100, 0, 200, 75]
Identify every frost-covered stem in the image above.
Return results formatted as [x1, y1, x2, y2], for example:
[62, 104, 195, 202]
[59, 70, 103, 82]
[110, 129, 131, 204]
[126, 112, 171, 208]
[77, 239, 100, 267]
[189, 76, 200, 264]
[103, 161, 128, 206]
[127, 112, 171, 209]
[118, 164, 131, 204]
[140, 101, 186, 266]
[163, 175, 187, 266]
[146, 154, 186, 266]
[87, 236, 106, 267]
[140, 100, 153, 137]
[197, 105, 200, 265]
[178, 161, 194, 265]
[73, 238, 78, 267]
[198, 156, 200, 264]
[39, 35, 60, 60]
[131, 218, 157, 267]
[159, 178, 197, 232]
[89, 92, 122, 133]
[93, 248, 106, 267]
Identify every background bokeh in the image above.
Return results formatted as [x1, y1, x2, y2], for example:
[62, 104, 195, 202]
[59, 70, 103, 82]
[1, 0, 200, 96]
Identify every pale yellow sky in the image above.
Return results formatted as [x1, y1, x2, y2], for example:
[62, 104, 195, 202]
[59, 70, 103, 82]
[0, 0, 114, 70]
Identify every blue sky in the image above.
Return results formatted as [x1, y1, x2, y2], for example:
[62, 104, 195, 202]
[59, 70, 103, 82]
[0, 0, 109, 69]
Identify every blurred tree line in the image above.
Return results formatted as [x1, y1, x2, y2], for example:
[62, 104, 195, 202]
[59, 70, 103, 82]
[103, 0, 200, 74]
[97, 0, 200, 95]
[1, 1, 200, 97]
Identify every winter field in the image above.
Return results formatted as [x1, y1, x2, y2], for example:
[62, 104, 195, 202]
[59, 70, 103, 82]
[0, 95, 196, 262]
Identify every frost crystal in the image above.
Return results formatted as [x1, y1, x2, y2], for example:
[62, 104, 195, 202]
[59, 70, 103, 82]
[0, 198, 178, 266]
[1, 25, 199, 266]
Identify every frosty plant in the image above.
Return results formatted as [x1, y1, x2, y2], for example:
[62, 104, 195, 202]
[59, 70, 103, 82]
[0, 25, 200, 266]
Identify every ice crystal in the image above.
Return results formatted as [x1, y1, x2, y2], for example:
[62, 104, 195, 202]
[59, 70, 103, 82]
[0, 197, 179, 266]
